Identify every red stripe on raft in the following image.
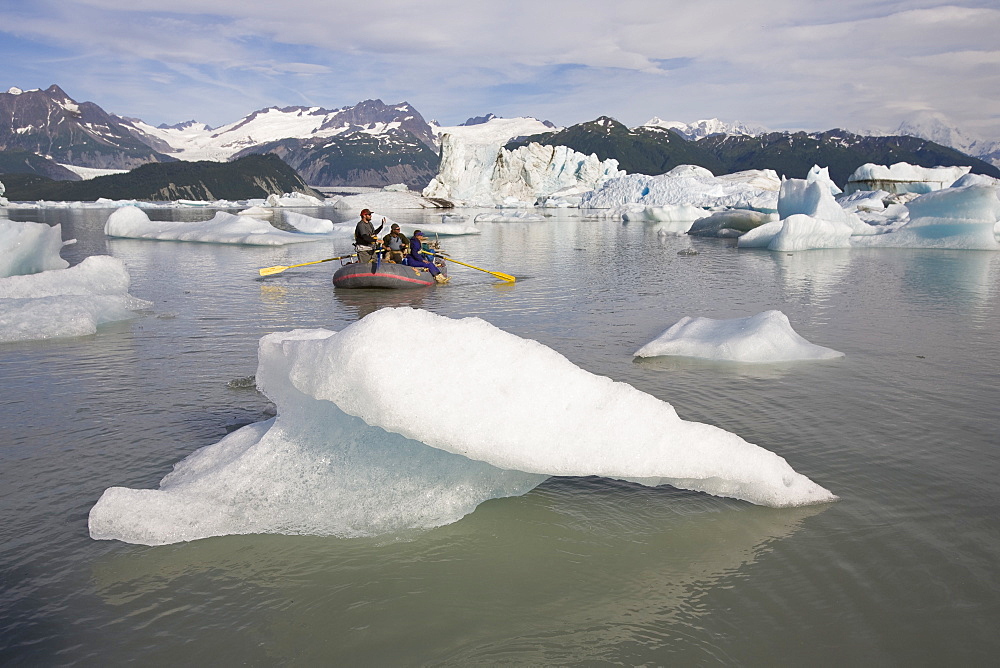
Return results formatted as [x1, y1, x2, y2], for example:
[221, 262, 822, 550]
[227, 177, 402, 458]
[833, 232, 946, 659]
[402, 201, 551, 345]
[333, 270, 434, 285]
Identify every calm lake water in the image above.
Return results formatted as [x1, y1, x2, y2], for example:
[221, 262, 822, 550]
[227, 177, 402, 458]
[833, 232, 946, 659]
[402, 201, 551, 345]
[2, 205, 1000, 665]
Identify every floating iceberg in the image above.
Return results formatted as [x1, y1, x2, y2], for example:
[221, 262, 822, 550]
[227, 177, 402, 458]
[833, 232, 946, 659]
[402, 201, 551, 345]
[264, 192, 326, 207]
[581, 166, 780, 211]
[739, 214, 853, 251]
[0, 220, 70, 277]
[331, 191, 450, 211]
[635, 310, 844, 363]
[620, 203, 708, 236]
[236, 205, 273, 218]
[737, 176, 869, 250]
[0, 255, 152, 343]
[778, 177, 871, 236]
[283, 211, 334, 234]
[326, 215, 480, 238]
[845, 162, 971, 195]
[688, 209, 777, 237]
[104, 206, 325, 245]
[474, 211, 546, 223]
[851, 183, 1000, 250]
[89, 308, 836, 546]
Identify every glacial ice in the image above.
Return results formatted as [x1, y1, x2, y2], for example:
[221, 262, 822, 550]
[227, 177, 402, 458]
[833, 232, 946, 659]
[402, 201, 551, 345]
[423, 136, 624, 207]
[325, 215, 481, 238]
[852, 184, 1000, 250]
[0, 255, 152, 343]
[688, 210, 777, 237]
[0, 220, 70, 278]
[580, 166, 780, 211]
[846, 162, 971, 194]
[264, 192, 326, 207]
[331, 191, 451, 210]
[634, 310, 844, 363]
[89, 308, 837, 546]
[474, 212, 546, 223]
[104, 206, 325, 245]
[283, 211, 334, 234]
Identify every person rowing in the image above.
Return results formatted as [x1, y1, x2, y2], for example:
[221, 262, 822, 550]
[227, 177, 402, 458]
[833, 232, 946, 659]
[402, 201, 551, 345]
[354, 208, 384, 265]
[406, 230, 449, 283]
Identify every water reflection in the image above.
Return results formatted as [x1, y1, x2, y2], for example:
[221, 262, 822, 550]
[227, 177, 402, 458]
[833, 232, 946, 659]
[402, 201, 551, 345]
[898, 249, 1000, 309]
[632, 352, 843, 381]
[333, 286, 431, 320]
[737, 248, 853, 302]
[87, 481, 826, 664]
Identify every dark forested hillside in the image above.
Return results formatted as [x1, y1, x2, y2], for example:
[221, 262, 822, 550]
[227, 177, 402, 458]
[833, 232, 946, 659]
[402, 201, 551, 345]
[507, 118, 1000, 186]
[233, 129, 440, 190]
[505, 117, 727, 175]
[699, 130, 1000, 185]
[1, 154, 321, 202]
[0, 150, 80, 180]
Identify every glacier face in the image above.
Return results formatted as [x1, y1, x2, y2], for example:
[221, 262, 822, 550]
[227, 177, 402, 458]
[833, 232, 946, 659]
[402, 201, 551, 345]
[423, 135, 624, 206]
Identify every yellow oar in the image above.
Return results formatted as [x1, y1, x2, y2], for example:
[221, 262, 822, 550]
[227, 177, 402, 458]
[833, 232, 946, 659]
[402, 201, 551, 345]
[258, 254, 356, 276]
[423, 251, 515, 282]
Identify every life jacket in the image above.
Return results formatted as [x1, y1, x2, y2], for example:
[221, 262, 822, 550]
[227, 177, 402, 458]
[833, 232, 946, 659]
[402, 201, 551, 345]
[385, 233, 407, 251]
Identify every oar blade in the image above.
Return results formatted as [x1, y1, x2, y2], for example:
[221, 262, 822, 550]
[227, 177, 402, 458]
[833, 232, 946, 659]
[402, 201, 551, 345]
[258, 265, 289, 276]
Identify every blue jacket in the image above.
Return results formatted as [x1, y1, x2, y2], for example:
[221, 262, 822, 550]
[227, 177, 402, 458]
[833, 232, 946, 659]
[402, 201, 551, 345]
[408, 236, 430, 261]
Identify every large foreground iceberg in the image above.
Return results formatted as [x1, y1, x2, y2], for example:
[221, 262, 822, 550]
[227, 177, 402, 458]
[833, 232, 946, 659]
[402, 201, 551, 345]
[105, 207, 326, 245]
[634, 311, 844, 363]
[90, 308, 836, 546]
[0, 255, 152, 342]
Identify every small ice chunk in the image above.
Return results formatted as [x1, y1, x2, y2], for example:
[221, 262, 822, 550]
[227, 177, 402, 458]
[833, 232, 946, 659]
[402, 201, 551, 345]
[635, 310, 844, 363]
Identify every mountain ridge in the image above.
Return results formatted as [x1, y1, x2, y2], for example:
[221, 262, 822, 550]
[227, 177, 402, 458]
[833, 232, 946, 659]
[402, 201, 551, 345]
[2, 85, 998, 195]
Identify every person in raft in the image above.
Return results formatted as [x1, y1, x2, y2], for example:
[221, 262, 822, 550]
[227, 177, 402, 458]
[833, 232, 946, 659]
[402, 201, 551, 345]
[354, 208, 384, 264]
[381, 223, 409, 263]
[407, 230, 449, 283]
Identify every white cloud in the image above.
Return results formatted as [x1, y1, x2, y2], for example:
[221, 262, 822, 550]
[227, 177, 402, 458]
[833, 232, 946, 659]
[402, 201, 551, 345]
[2, 0, 998, 138]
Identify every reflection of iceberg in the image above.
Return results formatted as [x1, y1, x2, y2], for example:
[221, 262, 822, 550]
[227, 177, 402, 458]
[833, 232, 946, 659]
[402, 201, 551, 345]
[771, 248, 854, 301]
[88, 487, 826, 664]
[89, 309, 835, 545]
[896, 250, 1000, 309]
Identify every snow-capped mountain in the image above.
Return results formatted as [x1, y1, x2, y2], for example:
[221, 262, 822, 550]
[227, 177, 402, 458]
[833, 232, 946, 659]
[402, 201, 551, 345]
[894, 112, 1000, 169]
[0, 85, 174, 169]
[641, 117, 766, 140]
[118, 99, 437, 163]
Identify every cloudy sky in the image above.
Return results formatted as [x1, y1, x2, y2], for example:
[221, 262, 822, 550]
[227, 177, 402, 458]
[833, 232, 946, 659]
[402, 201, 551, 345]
[2, 0, 998, 138]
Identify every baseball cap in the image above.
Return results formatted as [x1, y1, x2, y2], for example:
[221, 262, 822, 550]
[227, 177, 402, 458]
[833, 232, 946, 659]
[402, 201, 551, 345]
[361, 208, 372, 216]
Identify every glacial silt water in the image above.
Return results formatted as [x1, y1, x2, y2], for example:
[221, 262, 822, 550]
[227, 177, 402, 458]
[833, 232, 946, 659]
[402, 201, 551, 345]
[2, 205, 999, 664]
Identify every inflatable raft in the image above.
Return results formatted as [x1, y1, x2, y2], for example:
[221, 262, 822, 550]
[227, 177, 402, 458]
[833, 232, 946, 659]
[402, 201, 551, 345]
[332, 261, 445, 289]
